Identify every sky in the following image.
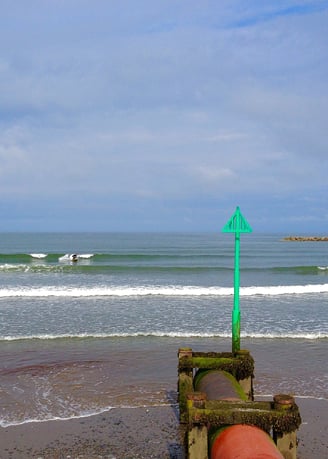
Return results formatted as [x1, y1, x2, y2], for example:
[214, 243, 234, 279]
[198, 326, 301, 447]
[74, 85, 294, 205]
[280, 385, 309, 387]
[0, 0, 327, 233]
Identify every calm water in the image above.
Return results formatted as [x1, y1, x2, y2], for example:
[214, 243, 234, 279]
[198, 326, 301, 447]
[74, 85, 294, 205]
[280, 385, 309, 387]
[0, 232, 327, 427]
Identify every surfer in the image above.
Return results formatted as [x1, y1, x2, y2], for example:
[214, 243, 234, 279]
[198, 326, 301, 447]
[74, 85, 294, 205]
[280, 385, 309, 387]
[70, 254, 78, 262]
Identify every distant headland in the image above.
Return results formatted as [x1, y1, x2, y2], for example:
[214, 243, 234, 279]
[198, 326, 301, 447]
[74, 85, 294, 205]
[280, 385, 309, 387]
[283, 236, 328, 241]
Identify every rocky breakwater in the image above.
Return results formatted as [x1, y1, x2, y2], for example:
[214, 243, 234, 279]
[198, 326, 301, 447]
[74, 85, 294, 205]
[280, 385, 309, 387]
[283, 236, 328, 241]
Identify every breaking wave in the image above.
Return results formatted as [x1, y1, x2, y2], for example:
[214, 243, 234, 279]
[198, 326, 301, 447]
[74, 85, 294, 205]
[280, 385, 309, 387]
[0, 284, 328, 298]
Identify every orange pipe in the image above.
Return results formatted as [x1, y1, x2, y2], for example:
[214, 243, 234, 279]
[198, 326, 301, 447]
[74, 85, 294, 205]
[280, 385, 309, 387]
[194, 371, 283, 458]
[211, 425, 284, 459]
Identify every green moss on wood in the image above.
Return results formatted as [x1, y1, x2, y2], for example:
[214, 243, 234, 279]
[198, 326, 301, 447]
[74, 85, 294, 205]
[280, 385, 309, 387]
[188, 402, 302, 434]
[271, 405, 302, 434]
[178, 351, 254, 381]
[178, 372, 194, 422]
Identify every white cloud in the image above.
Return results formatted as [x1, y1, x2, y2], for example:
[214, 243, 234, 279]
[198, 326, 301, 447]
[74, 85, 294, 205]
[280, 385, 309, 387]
[194, 165, 237, 182]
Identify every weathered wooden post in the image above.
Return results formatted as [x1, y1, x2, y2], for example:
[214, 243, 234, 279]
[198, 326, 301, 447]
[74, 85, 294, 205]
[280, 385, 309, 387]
[178, 347, 194, 423]
[273, 394, 298, 459]
[186, 392, 208, 459]
[234, 349, 253, 400]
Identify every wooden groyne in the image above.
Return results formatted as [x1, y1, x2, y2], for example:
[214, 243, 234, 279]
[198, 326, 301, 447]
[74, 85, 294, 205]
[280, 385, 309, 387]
[178, 348, 301, 459]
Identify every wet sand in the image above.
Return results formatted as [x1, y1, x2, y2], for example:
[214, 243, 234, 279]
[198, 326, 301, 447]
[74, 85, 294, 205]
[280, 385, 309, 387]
[296, 398, 328, 459]
[0, 405, 184, 459]
[0, 398, 327, 458]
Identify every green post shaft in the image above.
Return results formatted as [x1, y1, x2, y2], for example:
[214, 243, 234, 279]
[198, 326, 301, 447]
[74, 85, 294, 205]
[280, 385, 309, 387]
[222, 206, 251, 354]
[232, 231, 240, 353]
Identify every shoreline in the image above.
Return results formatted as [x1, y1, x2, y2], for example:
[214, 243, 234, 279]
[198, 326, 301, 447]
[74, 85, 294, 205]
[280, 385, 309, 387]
[0, 398, 327, 458]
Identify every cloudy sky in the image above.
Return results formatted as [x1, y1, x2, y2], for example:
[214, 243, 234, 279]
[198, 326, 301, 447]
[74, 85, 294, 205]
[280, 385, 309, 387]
[0, 1, 327, 232]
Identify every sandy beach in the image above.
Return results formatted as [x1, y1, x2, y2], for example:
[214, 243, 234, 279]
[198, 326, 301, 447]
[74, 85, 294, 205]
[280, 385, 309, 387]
[0, 398, 326, 459]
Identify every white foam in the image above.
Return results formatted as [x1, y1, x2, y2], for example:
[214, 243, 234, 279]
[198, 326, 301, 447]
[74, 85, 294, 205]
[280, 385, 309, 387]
[1, 331, 327, 341]
[0, 264, 28, 271]
[58, 254, 72, 262]
[0, 402, 172, 428]
[0, 283, 327, 298]
[58, 253, 94, 262]
[0, 406, 114, 428]
[252, 394, 328, 402]
[29, 253, 47, 259]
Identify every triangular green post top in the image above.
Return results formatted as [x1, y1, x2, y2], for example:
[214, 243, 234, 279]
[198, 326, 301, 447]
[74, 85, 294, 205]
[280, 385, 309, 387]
[222, 206, 252, 233]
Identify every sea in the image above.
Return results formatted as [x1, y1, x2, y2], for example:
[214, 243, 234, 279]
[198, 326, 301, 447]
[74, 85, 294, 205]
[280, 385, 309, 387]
[0, 232, 327, 428]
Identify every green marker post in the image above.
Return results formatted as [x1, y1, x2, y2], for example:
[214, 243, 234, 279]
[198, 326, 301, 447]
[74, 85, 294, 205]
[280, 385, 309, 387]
[222, 207, 252, 353]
